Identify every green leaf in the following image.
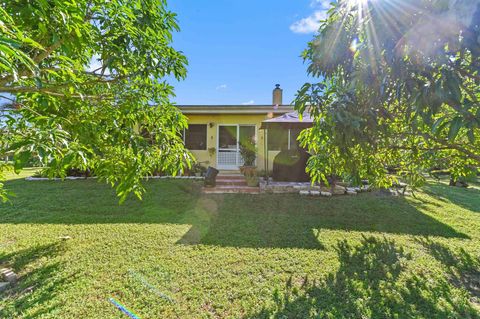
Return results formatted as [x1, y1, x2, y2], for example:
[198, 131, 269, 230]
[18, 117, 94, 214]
[467, 130, 475, 144]
[431, 117, 446, 134]
[13, 151, 31, 173]
[447, 117, 463, 141]
[0, 36, 21, 48]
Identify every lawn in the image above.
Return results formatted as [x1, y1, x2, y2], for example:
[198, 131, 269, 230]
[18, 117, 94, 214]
[0, 173, 479, 318]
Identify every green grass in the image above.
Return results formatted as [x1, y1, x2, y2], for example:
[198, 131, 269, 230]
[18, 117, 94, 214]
[0, 172, 479, 318]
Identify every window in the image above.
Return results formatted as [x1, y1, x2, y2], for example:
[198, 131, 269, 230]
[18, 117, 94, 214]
[184, 124, 207, 150]
[239, 125, 255, 146]
[267, 127, 288, 151]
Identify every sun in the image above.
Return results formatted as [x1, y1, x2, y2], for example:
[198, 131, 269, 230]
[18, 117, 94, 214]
[343, 0, 372, 22]
[346, 0, 369, 6]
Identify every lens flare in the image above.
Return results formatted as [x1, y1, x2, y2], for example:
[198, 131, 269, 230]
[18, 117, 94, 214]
[109, 298, 141, 319]
[350, 38, 359, 53]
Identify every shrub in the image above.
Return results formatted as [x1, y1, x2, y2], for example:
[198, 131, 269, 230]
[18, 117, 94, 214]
[239, 140, 257, 167]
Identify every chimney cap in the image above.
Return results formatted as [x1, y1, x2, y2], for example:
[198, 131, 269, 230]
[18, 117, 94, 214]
[275, 84, 281, 89]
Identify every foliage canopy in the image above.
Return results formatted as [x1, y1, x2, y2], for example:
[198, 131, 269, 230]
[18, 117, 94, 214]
[295, 0, 480, 187]
[0, 0, 192, 201]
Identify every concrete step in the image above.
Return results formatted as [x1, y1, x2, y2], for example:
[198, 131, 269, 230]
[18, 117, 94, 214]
[203, 185, 260, 194]
[0, 268, 17, 284]
[217, 175, 244, 180]
[217, 170, 241, 175]
[216, 180, 248, 186]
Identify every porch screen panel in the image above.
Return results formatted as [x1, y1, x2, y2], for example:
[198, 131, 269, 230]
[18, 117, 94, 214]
[267, 127, 288, 151]
[289, 128, 303, 150]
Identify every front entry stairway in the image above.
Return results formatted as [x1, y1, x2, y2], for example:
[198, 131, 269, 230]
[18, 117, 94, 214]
[203, 172, 260, 194]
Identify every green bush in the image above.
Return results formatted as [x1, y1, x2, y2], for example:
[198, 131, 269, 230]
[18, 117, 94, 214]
[239, 140, 257, 167]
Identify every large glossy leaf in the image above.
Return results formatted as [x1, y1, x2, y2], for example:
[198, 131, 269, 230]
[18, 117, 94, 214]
[448, 117, 463, 141]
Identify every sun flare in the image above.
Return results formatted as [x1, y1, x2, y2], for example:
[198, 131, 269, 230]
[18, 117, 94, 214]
[346, 0, 369, 6]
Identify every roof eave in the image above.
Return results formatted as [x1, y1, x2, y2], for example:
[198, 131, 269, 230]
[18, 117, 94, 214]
[178, 105, 294, 115]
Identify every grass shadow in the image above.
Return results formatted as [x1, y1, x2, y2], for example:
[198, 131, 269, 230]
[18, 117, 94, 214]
[0, 179, 470, 251]
[424, 182, 480, 213]
[248, 236, 480, 318]
[417, 238, 480, 307]
[178, 190, 469, 248]
[0, 243, 71, 318]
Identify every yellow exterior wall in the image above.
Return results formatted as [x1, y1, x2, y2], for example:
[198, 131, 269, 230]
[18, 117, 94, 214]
[186, 114, 280, 171]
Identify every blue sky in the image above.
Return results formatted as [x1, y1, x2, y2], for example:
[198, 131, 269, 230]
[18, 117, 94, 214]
[168, 1, 331, 105]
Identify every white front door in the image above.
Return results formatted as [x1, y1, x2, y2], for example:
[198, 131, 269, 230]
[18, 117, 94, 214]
[217, 125, 256, 170]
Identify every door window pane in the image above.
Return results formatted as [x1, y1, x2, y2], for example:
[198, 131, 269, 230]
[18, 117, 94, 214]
[219, 126, 237, 149]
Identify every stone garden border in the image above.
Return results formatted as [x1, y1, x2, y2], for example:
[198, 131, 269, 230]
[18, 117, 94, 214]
[25, 176, 204, 181]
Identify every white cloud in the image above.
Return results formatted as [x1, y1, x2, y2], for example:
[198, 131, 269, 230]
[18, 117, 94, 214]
[290, 11, 327, 34]
[242, 100, 255, 105]
[310, 0, 332, 8]
[216, 84, 227, 90]
[290, 1, 332, 34]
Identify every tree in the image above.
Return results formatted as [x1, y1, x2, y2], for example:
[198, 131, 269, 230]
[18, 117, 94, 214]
[295, 0, 480, 188]
[0, 0, 192, 202]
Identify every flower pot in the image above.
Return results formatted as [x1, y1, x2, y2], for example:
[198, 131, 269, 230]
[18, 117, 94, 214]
[246, 175, 259, 187]
[241, 166, 257, 177]
[241, 166, 258, 187]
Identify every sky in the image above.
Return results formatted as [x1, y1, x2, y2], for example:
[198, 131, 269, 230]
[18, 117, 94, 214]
[168, 0, 332, 105]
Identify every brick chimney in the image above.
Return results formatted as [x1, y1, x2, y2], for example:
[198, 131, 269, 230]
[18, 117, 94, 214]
[272, 84, 283, 106]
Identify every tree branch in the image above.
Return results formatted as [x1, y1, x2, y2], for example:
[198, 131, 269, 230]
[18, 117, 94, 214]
[0, 86, 112, 100]
[33, 40, 64, 64]
[419, 132, 480, 163]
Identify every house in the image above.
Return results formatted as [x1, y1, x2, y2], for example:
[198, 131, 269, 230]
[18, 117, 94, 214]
[178, 85, 304, 171]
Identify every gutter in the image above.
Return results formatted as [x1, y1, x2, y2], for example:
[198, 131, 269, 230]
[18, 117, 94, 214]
[177, 105, 294, 115]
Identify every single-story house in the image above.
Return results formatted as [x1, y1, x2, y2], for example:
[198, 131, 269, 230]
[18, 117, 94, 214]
[178, 85, 307, 171]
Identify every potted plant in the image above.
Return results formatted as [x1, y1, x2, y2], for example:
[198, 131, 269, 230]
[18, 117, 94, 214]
[192, 162, 207, 177]
[239, 139, 259, 186]
[208, 147, 216, 158]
